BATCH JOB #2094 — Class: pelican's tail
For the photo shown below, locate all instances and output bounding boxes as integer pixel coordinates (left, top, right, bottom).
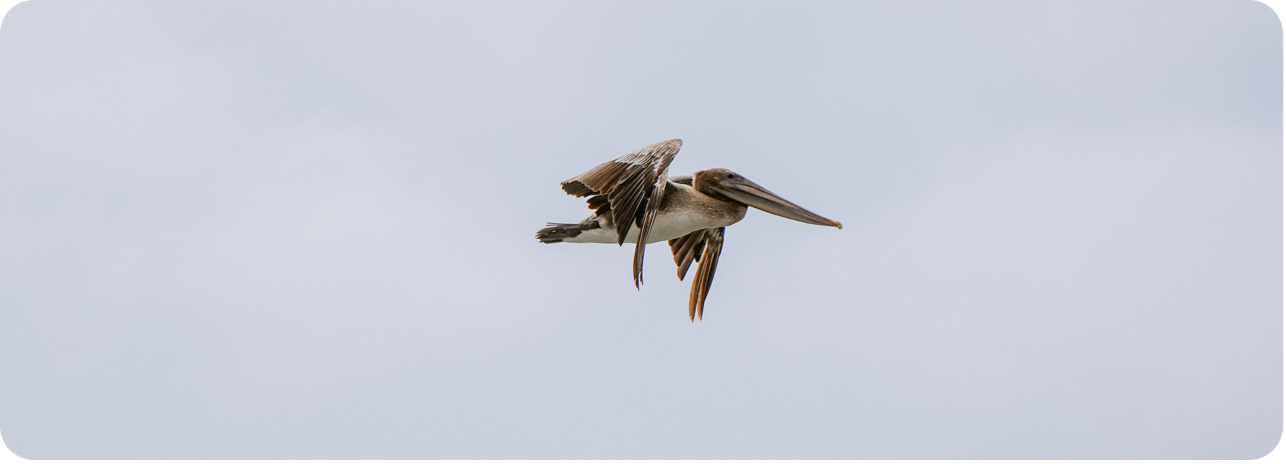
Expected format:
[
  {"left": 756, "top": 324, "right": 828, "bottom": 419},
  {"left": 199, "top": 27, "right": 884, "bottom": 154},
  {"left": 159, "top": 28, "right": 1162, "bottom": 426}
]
[{"left": 536, "top": 221, "right": 600, "bottom": 243}]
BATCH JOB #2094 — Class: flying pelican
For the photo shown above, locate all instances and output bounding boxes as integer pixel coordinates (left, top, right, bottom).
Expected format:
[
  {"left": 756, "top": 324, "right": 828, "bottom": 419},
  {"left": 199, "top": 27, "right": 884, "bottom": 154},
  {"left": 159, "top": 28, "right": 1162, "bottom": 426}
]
[{"left": 536, "top": 139, "right": 841, "bottom": 320}]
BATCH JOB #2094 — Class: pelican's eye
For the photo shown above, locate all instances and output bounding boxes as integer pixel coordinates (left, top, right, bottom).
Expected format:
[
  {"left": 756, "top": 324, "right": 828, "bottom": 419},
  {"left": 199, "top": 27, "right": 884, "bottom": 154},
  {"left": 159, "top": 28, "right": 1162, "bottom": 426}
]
[{"left": 726, "top": 173, "right": 736, "bottom": 179}]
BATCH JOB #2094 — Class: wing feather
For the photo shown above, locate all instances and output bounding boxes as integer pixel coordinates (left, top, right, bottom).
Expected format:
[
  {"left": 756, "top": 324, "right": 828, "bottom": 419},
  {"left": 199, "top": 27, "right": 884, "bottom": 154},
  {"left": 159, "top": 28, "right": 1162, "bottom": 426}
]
[
  {"left": 560, "top": 139, "right": 682, "bottom": 288},
  {"left": 687, "top": 227, "right": 725, "bottom": 320},
  {"left": 670, "top": 227, "right": 725, "bottom": 320},
  {"left": 668, "top": 229, "right": 709, "bottom": 280}
]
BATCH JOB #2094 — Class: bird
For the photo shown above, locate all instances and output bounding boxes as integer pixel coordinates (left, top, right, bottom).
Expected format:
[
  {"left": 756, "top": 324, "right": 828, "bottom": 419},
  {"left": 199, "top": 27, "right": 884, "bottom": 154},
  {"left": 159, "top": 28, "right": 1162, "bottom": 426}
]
[{"left": 536, "top": 139, "right": 842, "bottom": 320}]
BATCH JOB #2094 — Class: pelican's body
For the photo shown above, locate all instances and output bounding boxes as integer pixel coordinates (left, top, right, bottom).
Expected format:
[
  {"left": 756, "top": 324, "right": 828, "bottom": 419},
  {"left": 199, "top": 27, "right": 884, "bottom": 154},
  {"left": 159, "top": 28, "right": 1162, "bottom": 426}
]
[
  {"left": 563, "top": 182, "right": 747, "bottom": 244},
  {"left": 536, "top": 139, "right": 841, "bottom": 320}
]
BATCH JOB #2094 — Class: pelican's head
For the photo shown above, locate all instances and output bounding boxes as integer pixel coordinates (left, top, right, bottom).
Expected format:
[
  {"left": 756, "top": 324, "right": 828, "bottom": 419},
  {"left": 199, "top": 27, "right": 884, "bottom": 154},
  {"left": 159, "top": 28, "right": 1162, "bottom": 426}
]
[{"left": 694, "top": 168, "right": 842, "bottom": 229}]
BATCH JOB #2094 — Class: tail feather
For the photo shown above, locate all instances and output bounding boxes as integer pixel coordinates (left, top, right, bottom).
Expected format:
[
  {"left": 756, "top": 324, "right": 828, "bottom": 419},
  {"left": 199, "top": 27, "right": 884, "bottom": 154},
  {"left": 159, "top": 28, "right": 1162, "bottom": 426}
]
[{"left": 535, "top": 221, "right": 600, "bottom": 243}]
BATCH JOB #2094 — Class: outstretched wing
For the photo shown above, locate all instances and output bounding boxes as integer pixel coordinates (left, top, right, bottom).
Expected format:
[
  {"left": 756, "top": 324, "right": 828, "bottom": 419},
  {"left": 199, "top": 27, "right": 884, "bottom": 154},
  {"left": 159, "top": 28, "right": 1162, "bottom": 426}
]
[
  {"left": 668, "top": 227, "right": 725, "bottom": 320},
  {"left": 561, "top": 139, "right": 682, "bottom": 288}
]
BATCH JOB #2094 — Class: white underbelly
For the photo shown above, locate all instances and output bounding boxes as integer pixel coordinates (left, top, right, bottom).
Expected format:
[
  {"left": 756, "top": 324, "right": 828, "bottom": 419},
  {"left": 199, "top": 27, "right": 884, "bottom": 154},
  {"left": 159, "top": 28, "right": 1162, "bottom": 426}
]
[{"left": 566, "top": 209, "right": 738, "bottom": 244}]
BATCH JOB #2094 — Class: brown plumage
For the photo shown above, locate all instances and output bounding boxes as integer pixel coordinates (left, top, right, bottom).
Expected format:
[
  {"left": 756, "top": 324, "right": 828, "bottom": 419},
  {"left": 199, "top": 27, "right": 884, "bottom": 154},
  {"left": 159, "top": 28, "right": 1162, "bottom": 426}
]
[
  {"left": 539, "top": 138, "right": 842, "bottom": 321},
  {"left": 668, "top": 227, "right": 725, "bottom": 320},
  {"left": 559, "top": 139, "right": 681, "bottom": 288}
]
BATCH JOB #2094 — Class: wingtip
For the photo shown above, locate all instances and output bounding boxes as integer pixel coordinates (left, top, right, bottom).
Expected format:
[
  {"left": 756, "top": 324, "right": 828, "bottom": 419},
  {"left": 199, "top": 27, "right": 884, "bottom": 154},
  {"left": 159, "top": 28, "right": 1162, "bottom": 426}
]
[{"left": 658, "top": 139, "right": 682, "bottom": 152}]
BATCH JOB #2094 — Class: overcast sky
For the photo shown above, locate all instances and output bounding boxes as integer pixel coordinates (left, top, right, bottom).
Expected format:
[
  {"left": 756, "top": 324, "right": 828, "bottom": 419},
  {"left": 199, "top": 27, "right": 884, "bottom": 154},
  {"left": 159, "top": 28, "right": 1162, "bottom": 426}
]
[{"left": 0, "top": 0, "right": 1281, "bottom": 459}]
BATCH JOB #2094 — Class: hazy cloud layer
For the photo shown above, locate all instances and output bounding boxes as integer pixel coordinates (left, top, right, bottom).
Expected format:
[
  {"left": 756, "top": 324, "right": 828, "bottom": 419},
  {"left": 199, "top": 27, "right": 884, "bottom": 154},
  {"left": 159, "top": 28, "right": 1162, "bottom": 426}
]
[{"left": 0, "top": 0, "right": 1280, "bottom": 458}]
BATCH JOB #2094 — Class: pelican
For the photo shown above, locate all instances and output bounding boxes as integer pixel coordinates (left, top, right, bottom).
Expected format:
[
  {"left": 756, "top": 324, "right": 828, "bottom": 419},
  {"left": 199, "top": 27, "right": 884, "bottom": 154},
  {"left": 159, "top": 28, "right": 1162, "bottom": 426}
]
[{"left": 536, "top": 139, "right": 842, "bottom": 320}]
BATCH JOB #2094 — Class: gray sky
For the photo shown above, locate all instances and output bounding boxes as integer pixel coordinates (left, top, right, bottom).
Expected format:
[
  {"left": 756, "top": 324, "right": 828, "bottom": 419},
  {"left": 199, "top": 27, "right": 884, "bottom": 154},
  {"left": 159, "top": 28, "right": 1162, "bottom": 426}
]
[{"left": 0, "top": 0, "right": 1280, "bottom": 459}]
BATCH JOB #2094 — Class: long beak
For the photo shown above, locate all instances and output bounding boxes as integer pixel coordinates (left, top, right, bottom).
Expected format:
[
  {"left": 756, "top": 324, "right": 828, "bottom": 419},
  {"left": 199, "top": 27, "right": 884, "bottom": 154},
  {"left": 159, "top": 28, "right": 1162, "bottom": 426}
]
[{"left": 710, "top": 178, "right": 842, "bottom": 229}]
